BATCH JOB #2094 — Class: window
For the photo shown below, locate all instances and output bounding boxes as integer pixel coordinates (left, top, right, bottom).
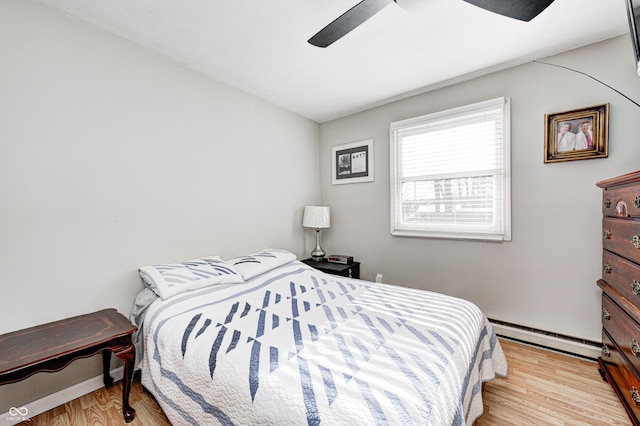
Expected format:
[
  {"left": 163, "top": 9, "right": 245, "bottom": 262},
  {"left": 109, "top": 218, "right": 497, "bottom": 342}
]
[{"left": 390, "top": 97, "right": 511, "bottom": 241}]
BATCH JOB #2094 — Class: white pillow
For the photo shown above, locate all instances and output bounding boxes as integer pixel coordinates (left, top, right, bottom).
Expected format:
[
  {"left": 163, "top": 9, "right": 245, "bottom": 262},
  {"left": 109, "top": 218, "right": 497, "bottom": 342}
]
[
  {"left": 139, "top": 256, "right": 244, "bottom": 300},
  {"left": 226, "top": 249, "right": 296, "bottom": 280}
]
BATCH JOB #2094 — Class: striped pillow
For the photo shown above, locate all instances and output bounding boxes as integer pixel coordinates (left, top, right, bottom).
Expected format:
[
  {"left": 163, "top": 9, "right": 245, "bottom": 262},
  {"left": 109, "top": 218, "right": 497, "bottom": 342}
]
[
  {"left": 226, "top": 249, "right": 296, "bottom": 280},
  {"left": 139, "top": 256, "right": 244, "bottom": 300}
]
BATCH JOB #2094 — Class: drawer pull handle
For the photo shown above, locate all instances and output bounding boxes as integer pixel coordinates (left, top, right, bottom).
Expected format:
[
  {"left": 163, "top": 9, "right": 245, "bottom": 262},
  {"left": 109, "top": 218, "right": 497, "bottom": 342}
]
[
  {"left": 634, "top": 236, "right": 640, "bottom": 249},
  {"left": 603, "top": 263, "right": 612, "bottom": 274},
  {"left": 602, "top": 307, "right": 611, "bottom": 320},
  {"left": 632, "top": 387, "right": 640, "bottom": 404},
  {"left": 632, "top": 339, "right": 640, "bottom": 356},
  {"left": 635, "top": 196, "right": 640, "bottom": 208},
  {"left": 604, "top": 198, "right": 611, "bottom": 208},
  {"left": 604, "top": 229, "right": 611, "bottom": 240},
  {"left": 602, "top": 345, "right": 611, "bottom": 357},
  {"left": 633, "top": 280, "right": 640, "bottom": 296}
]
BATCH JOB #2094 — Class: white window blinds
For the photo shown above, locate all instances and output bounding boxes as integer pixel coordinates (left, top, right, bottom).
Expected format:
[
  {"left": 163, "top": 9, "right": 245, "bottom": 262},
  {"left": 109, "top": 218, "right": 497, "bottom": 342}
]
[{"left": 390, "top": 97, "right": 511, "bottom": 241}]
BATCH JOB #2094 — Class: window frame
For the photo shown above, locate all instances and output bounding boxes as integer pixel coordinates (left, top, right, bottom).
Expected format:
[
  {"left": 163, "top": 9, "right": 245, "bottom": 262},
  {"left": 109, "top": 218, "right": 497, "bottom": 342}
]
[{"left": 389, "top": 97, "right": 511, "bottom": 241}]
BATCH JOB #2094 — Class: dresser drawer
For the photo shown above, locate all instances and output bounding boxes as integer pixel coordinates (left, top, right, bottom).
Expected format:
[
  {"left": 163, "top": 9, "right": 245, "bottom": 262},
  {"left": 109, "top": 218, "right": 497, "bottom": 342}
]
[
  {"left": 601, "top": 329, "right": 640, "bottom": 420},
  {"left": 604, "top": 250, "right": 640, "bottom": 310},
  {"left": 603, "top": 293, "right": 640, "bottom": 376},
  {"left": 603, "top": 217, "right": 640, "bottom": 263},
  {"left": 603, "top": 183, "right": 640, "bottom": 218}
]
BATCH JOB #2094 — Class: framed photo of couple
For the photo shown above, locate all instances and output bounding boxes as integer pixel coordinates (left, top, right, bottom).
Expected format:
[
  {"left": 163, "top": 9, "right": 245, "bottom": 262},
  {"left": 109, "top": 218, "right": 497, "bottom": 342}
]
[{"left": 544, "top": 103, "right": 609, "bottom": 163}]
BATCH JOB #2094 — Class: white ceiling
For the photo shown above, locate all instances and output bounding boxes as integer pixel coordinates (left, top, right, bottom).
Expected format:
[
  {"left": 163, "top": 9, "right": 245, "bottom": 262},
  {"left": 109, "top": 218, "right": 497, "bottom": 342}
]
[{"left": 36, "top": 0, "right": 629, "bottom": 123}]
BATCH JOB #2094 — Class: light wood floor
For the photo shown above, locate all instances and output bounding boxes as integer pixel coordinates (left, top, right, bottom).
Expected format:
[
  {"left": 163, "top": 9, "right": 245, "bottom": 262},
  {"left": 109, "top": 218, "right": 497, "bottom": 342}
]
[
  {"left": 16, "top": 376, "right": 171, "bottom": 426},
  {"left": 477, "top": 339, "right": 630, "bottom": 425},
  {"left": 19, "top": 338, "right": 631, "bottom": 425}
]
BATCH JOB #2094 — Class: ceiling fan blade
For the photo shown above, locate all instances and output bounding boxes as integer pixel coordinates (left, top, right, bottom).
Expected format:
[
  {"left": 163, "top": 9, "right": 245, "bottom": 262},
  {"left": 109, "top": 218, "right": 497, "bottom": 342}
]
[
  {"left": 462, "top": 0, "right": 554, "bottom": 22},
  {"left": 308, "top": 0, "right": 394, "bottom": 48}
]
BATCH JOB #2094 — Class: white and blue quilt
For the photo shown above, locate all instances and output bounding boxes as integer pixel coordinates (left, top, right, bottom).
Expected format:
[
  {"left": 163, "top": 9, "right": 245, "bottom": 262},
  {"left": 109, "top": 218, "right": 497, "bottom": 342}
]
[{"left": 141, "top": 260, "right": 507, "bottom": 425}]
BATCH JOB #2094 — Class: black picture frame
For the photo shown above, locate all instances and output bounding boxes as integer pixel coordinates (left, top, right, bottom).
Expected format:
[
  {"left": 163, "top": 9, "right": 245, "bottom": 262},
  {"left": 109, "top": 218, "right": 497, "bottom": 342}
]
[{"left": 332, "top": 139, "right": 374, "bottom": 184}]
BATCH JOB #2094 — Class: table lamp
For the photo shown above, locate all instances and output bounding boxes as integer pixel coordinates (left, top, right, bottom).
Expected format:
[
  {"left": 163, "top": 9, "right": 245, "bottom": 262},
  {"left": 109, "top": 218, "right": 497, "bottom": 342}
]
[{"left": 302, "top": 206, "right": 330, "bottom": 261}]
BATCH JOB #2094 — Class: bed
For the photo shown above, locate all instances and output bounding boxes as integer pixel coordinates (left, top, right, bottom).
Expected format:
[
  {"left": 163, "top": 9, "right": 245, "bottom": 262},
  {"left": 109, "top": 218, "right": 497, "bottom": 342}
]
[{"left": 132, "top": 249, "right": 507, "bottom": 425}]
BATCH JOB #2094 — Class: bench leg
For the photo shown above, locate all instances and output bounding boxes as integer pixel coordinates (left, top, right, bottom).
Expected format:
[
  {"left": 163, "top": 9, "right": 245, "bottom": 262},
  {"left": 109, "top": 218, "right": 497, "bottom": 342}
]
[
  {"left": 115, "top": 344, "right": 136, "bottom": 423},
  {"left": 102, "top": 350, "right": 114, "bottom": 388}
]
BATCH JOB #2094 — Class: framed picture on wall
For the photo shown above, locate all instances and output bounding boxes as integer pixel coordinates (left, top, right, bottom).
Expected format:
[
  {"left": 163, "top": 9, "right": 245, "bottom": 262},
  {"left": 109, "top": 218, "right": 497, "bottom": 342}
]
[
  {"left": 332, "top": 139, "right": 374, "bottom": 185},
  {"left": 544, "top": 103, "right": 609, "bottom": 163}
]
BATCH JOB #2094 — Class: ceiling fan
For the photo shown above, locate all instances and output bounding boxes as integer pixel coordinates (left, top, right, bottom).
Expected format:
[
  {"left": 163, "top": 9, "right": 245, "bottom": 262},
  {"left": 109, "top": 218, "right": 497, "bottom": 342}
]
[{"left": 308, "top": 0, "right": 555, "bottom": 48}]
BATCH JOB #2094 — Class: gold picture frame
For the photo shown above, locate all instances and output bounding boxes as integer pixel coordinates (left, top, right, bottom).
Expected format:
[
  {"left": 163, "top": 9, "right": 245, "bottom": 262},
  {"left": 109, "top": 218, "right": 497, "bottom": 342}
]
[{"left": 544, "top": 103, "right": 609, "bottom": 163}]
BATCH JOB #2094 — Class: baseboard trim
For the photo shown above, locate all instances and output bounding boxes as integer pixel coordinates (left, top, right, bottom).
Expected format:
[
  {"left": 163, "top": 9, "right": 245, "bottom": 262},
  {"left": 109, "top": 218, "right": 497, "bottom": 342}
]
[
  {"left": 0, "top": 367, "right": 124, "bottom": 426},
  {"left": 490, "top": 319, "right": 601, "bottom": 360}
]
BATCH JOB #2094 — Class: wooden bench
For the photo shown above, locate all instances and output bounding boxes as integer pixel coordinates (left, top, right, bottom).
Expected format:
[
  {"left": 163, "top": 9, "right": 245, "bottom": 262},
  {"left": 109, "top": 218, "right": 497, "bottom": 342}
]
[{"left": 0, "top": 309, "right": 138, "bottom": 422}]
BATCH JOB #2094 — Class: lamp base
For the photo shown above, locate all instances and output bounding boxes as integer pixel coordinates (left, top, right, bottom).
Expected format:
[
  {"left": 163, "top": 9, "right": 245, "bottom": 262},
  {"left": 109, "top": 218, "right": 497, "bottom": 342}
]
[{"left": 310, "top": 229, "right": 326, "bottom": 261}]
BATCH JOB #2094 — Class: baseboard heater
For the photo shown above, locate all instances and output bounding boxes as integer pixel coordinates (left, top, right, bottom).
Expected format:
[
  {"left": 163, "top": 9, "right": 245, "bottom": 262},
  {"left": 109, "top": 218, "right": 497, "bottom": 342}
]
[{"left": 489, "top": 318, "right": 602, "bottom": 360}]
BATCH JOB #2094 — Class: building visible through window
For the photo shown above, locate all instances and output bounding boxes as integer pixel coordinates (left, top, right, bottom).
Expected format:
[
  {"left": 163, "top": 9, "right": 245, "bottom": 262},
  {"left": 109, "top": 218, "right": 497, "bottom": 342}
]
[{"left": 390, "top": 97, "right": 511, "bottom": 241}]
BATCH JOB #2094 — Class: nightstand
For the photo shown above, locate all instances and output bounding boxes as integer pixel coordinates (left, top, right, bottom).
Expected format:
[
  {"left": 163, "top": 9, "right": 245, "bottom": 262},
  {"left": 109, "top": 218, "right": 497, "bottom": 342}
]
[{"left": 302, "top": 258, "right": 360, "bottom": 279}]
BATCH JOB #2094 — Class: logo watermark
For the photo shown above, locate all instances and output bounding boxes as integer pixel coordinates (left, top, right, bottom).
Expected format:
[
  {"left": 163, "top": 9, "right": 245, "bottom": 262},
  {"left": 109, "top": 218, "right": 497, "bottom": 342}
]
[{"left": 6, "top": 406, "right": 30, "bottom": 422}]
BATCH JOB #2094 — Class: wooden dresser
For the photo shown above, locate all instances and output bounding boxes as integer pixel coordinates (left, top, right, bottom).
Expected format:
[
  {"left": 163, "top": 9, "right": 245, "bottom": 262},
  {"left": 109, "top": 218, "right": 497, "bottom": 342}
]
[{"left": 597, "top": 170, "right": 640, "bottom": 425}]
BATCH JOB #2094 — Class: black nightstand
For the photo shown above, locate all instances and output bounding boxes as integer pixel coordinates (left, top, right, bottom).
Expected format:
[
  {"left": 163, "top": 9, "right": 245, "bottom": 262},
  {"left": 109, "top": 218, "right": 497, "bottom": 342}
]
[{"left": 302, "top": 258, "right": 360, "bottom": 279}]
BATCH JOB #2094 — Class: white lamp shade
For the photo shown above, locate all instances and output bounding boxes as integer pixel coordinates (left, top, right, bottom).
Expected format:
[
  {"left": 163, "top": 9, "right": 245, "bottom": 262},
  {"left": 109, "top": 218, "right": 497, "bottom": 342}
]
[{"left": 302, "top": 206, "right": 330, "bottom": 229}]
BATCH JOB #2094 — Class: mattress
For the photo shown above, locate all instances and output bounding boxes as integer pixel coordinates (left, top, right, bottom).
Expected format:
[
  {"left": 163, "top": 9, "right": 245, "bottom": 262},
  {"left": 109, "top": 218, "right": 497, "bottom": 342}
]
[{"left": 139, "top": 259, "right": 507, "bottom": 425}]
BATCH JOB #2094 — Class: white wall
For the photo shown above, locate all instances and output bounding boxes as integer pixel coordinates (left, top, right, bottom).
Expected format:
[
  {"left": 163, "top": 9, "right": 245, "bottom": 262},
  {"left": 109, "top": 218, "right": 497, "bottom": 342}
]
[
  {"left": 0, "top": 0, "right": 320, "bottom": 412},
  {"left": 319, "top": 35, "right": 640, "bottom": 344}
]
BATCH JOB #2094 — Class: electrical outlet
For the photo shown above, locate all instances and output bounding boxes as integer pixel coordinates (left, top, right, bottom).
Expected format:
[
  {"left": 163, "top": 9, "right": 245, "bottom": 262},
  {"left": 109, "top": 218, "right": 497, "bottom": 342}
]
[{"left": 375, "top": 273, "right": 383, "bottom": 283}]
